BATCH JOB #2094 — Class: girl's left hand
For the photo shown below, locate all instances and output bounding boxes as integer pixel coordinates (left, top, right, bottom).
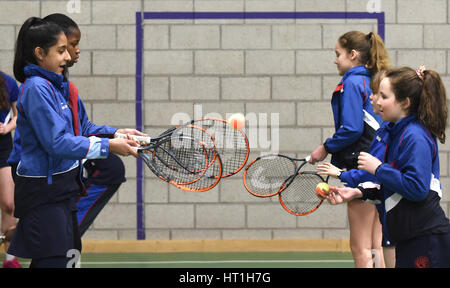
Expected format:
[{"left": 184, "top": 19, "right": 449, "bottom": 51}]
[
  {"left": 116, "top": 128, "right": 147, "bottom": 137},
  {"left": 357, "top": 152, "right": 382, "bottom": 175},
  {"left": 116, "top": 128, "right": 148, "bottom": 146}
]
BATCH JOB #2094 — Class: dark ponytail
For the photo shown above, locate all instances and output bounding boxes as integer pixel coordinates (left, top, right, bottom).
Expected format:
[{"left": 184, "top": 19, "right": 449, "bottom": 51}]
[
  {"left": 0, "top": 72, "right": 9, "bottom": 110},
  {"left": 13, "top": 17, "right": 63, "bottom": 83},
  {"left": 419, "top": 69, "right": 447, "bottom": 143}
]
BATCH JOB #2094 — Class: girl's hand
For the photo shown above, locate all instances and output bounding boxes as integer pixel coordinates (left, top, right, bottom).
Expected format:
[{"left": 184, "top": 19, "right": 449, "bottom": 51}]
[
  {"left": 115, "top": 128, "right": 149, "bottom": 146},
  {"left": 109, "top": 137, "right": 139, "bottom": 157},
  {"left": 357, "top": 152, "right": 382, "bottom": 175},
  {"left": 116, "top": 128, "right": 147, "bottom": 137},
  {"left": 0, "top": 123, "right": 7, "bottom": 135},
  {"left": 317, "top": 162, "right": 343, "bottom": 179},
  {"left": 309, "top": 145, "right": 328, "bottom": 164},
  {"left": 326, "top": 186, "right": 363, "bottom": 205}
]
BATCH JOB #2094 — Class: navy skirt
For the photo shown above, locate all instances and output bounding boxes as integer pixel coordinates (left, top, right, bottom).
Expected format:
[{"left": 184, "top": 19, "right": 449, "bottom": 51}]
[
  {"left": 8, "top": 197, "right": 81, "bottom": 259},
  {"left": 8, "top": 165, "right": 83, "bottom": 260},
  {"left": 0, "top": 132, "right": 12, "bottom": 168}
]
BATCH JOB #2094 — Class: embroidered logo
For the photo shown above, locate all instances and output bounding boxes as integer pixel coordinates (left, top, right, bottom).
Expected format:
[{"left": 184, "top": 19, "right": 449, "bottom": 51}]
[{"left": 414, "top": 256, "right": 430, "bottom": 268}]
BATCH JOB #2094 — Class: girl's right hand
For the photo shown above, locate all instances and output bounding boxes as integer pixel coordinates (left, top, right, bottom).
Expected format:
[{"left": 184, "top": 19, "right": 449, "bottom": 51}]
[
  {"left": 309, "top": 145, "right": 328, "bottom": 164},
  {"left": 326, "top": 186, "right": 363, "bottom": 205},
  {"left": 109, "top": 137, "right": 139, "bottom": 157},
  {"left": 317, "top": 162, "right": 343, "bottom": 179}
]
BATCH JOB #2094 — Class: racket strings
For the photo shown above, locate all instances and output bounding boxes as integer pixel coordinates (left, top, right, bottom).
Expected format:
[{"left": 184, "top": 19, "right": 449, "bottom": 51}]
[
  {"left": 189, "top": 119, "right": 249, "bottom": 177},
  {"left": 244, "top": 156, "right": 296, "bottom": 197},
  {"left": 279, "top": 173, "right": 323, "bottom": 216},
  {"left": 152, "top": 135, "right": 223, "bottom": 192}
]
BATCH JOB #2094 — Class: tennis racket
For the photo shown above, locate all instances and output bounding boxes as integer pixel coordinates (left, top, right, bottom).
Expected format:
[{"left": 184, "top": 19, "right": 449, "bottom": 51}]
[
  {"left": 117, "top": 124, "right": 223, "bottom": 192},
  {"left": 278, "top": 171, "right": 327, "bottom": 216},
  {"left": 1, "top": 109, "right": 12, "bottom": 125},
  {"left": 176, "top": 118, "right": 249, "bottom": 178},
  {"left": 121, "top": 118, "right": 249, "bottom": 177},
  {"left": 243, "top": 154, "right": 310, "bottom": 197}
]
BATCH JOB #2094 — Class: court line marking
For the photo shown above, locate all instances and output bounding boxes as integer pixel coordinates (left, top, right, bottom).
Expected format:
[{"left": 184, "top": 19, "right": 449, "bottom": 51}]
[{"left": 76, "top": 259, "right": 353, "bottom": 265}]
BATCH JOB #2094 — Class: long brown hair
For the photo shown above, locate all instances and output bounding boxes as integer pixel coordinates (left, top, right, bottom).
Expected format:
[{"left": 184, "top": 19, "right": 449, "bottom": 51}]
[
  {"left": 385, "top": 67, "right": 448, "bottom": 143},
  {"left": 0, "top": 72, "right": 10, "bottom": 110},
  {"left": 339, "top": 31, "right": 391, "bottom": 86}
]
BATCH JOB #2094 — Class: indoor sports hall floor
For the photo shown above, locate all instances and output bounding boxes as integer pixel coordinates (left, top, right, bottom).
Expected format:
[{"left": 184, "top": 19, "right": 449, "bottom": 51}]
[{"left": 1, "top": 251, "right": 354, "bottom": 268}]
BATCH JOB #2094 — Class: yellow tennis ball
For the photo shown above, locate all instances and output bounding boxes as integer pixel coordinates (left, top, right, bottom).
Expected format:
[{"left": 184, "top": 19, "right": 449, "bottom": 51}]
[
  {"left": 228, "top": 113, "right": 245, "bottom": 130},
  {"left": 315, "top": 182, "right": 330, "bottom": 198}
]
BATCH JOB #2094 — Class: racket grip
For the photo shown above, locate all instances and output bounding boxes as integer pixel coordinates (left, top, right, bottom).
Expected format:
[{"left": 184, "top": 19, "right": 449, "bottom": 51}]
[{"left": 115, "top": 132, "right": 151, "bottom": 144}]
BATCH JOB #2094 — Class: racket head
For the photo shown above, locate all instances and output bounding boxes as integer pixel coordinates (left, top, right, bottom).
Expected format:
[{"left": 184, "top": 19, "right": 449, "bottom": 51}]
[
  {"left": 175, "top": 118, "right": 249, "bottom": 178},
  {"left": 140, "top": 134, "right": 223, "bottom": 192},
  {"left": 278, "top": 171, "right": 325, "bottom": 216},
  {"left": 243, "top": 154, "right": 298, "bottom": 197}
]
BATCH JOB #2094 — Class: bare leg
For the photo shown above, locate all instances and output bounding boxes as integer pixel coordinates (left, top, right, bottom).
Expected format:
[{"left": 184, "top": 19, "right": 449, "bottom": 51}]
[{"left": 347, "top": 199, "right": 378, "bottom": 268}]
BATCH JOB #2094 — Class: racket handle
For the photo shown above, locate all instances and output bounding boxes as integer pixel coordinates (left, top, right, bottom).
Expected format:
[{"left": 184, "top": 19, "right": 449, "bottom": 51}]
[
  {"left": 2, "top": 109, "right": 12, "bottom": 124},
  {"left": 115, "top": 132, "right": 151, "bottom": 144}
]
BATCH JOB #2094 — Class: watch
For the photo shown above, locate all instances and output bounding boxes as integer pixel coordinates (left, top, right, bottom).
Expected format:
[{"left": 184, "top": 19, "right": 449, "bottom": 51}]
[{"left": 336, "top": 170, "right": 342, "bottom": 179}]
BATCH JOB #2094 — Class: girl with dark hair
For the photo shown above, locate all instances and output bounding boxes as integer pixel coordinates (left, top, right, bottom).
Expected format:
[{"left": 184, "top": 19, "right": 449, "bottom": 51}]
[
  {"left": 8, "top": 17, "right": 143, "bottom": 268},
  {"left": 328, "top": 66, "right": 450, "bottom": 268},
  {"left": 42, "top": 13, "right": 127, "bottom": 237},
  {"left": 0, "top": 71, "right": 20, "bottom": 268}
]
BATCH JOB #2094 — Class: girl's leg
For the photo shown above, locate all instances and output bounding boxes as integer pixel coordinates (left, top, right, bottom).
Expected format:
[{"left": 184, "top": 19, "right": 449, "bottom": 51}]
[
  {"left": 347, "top": 199, "right": 377, "bottom": 268},
  {"left": 383, "top": 246, "right": 396, "bottom": 268},
  {"left": 370, "top": 209, "right": 385, "bottom": 268},
  {"left": 0, "top": 166, "right": 16, "bottom": 252}
]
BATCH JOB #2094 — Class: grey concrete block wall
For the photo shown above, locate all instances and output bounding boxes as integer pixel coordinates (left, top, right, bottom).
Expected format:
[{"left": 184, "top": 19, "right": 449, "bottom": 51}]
[{"left": 0, "top": 0, "right": 450, "bottom": 241}]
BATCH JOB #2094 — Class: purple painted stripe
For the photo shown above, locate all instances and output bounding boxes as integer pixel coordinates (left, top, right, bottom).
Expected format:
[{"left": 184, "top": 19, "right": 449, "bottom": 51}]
[{"left": 135, "top": 12, "right": 145, "bottom": 240}]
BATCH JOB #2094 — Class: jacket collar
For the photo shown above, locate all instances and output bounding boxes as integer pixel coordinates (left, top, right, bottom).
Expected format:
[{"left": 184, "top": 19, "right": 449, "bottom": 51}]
[
  {"left": 386, "top": 114, "right": 418, "bottom": 136},
  {"left": 340, "top": 65, "right": 371, "bottom": 83},
  {"left": 24, "top": 64, "right": 65, "bottom": 90}
]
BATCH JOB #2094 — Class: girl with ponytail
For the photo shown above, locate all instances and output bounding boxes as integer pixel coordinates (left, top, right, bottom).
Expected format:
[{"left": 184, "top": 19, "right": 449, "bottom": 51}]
[
  {"left": 309, "top": 30, "right": 391, "bottom": 267},
  {"left": 327, "top": 66, "right": 450, "bottom": 267},
  {"left": 8, "top": 17, "right": 145, "bottom": 268}
]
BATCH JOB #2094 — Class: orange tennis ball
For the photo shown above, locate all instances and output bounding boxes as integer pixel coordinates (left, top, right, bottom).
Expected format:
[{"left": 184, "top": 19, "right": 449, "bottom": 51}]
[
  {"left": 228, "top": 113, "right": 246, "bottom": 130},
  {"left": 315, "top": 182, "right": 330, "bottom": 198}
]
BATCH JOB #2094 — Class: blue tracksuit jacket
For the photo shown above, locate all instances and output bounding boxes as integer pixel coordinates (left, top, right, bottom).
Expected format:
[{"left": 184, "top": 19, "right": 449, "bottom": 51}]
[
  {"left": 361, "top": 115, "right": 450, "bottom": 243},
  {"left": 11, "top": 65, "right": 115, "bottom": 182},
  {"left": 324, "top": 65, "right": 382, "bottom": 168}
]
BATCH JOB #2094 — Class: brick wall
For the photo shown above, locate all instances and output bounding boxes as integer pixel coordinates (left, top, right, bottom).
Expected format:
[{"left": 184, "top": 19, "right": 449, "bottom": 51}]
[{"left": 0, "top": 0, "right": 449, "bottom": 241}]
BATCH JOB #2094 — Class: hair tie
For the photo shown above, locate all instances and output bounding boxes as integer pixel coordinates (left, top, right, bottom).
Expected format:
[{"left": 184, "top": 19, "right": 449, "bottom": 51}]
[{"left": 416, "top": 65, "right": 426, "bottom": 80}]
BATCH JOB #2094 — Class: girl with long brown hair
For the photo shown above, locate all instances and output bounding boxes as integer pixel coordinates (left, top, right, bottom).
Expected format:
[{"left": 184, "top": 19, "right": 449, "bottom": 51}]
[{"left": 327, "top": 66, "right": 450, "bottom": 267}]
